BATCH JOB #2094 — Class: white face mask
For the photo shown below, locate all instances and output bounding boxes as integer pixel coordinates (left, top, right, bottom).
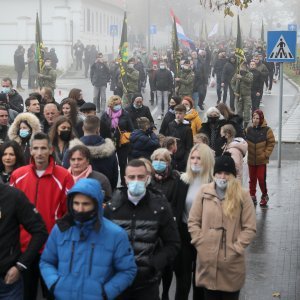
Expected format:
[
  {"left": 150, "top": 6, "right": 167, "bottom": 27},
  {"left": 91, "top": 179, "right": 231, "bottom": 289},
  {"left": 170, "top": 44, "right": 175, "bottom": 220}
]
[
  {"left": 215, "top": 178, "right": 228, "bottom": 189},
  {"left": 191, "top": 165, "right": 202, "bottom": 173},
  {"left": 160, "top": 65, "right": 165, "bottom": 69},
  {"left": 183, "top": 65, "right": 189, "bottom": 70}
]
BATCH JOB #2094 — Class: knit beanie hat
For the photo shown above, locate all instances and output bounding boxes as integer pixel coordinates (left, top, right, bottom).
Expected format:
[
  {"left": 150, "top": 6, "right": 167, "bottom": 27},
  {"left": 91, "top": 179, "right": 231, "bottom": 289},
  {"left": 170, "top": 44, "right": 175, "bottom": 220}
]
[
  {"left": 214, "top": 153, "right": 237, "bottom": 177},
  {"left": 253, "top": 109, "right": 264, "bottom": 125}
]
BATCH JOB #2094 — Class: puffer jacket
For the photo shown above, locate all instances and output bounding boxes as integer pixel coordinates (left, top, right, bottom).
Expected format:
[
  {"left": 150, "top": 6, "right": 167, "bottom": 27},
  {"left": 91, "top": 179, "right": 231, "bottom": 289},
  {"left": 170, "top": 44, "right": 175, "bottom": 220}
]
[
  {"left": 222, "top": 138, "right": 248, "bottom": 181},
  {"left": 188, "top": 182, "right": 256, "bottom": 292},
  {"left": 245, "top": 120, "right": 275, "bottom": 165},
  {"left": 184, "top": 109, "right": 202, "bottom": 136},
  {"left": 104, "top": 188, "right": 180, "bottom": 291},
  {"left": 40, "top": 178, "right": 137, "bottom": 300},
  {"left": 129, "top": 129, "right": 160, "bottom": 160}
]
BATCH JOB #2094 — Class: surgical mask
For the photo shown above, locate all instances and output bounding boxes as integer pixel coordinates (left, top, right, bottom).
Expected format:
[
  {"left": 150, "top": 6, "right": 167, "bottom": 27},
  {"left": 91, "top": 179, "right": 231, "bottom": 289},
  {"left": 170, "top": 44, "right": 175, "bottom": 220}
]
[
  {"left": 128, "top": 63, "right": 134, "bottom": 68},
  {"left": 215, "top": 178, "right": 228, "bottom": 189},
  {"left": 127, "top": 180, "right": 146, "bottom": 196},
  {"left": 59, "top": 130, "right": 71, "bottom": 142},
  {"left": 152, "top": 160, "right": 167, "bottom": 173},
  {"left": 1, "top": 87, "right": 11, "bottom": 94},
  {"left": 191, "top": 165, "right": 202, "bottom": 173},
  {"left": 19, "top": 129, "right": 30, "bottom": 139},
  {"left": 113, "top": 104, "right": 122, "bottom": 111},
  {"left": 133, "top": 103, "right": 142, "bottom": 109},
  {"left": 183, "top": 65, "right": 189, "bottom": 70},
  {"left": 73, "top": 210, "right": 97, "bottom": 223},
  {"left": 159, "top": 65, "right": 165, "bottom": 69}
]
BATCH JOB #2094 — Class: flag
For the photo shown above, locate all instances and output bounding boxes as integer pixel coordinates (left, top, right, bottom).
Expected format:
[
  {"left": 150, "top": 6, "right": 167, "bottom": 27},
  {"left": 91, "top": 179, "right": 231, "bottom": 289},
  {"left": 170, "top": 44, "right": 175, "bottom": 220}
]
[
  {"left": 118, "top": 12, "right": 128, "bottom": 94},
  {"left": 208, "top": 23, "right": 219, "bottom": 38},
  {"left": 235, "top": 15, "right": 245, "bottom": 68},
  {"left": 35, "top": 13, "right": 43, "bottom": 74},
  {"left": 172, "top": 16, "right": 180, "bottom": 78},
  {"left": 261, "top": 20, "right": 265, "bottom": 42},
  {"left": 229, "top": 21, "right": 233, "bottom": 38},
  {"left": 249, "top": 23, "right": 253, "bottom": 39},
  {"left": 224, "top": 20, "right": 227, "bottom": 38},
  {"left": 170, "top": 9, "right": 195, "bottom": 49}
]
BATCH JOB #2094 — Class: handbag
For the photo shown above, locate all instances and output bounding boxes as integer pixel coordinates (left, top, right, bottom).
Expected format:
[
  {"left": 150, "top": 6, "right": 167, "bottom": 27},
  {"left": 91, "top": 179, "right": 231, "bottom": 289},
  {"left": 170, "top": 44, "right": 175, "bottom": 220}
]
[{"left": 117, "top": 126, "right": 131, "bottom": 146}]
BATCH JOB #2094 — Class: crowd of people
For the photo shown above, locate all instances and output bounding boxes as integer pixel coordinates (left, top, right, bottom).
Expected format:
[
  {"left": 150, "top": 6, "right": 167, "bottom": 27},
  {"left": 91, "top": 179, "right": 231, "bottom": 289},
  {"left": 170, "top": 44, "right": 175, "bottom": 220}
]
[{"left": 0, "top": 37, "right": 277, "bottom": 300}]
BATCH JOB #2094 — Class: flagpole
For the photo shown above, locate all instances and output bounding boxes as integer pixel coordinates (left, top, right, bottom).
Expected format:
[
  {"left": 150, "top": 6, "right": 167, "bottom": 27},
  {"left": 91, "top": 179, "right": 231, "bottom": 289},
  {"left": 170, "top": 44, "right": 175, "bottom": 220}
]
[{"left": 39, "top": 0, "right": 42, "bottom": 33}]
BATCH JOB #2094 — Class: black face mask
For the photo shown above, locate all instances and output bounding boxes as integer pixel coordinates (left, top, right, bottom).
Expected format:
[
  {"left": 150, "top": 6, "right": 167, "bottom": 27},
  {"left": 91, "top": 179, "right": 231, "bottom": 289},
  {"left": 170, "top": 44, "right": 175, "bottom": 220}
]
[
  {"left": 169, "top": 105, "right": 176, "bottom": 110},
  {"left": 73, "top": 210, "right": 97, "bottom": 223},
  {"left": 59, "top": 130, "right": 71, "bottom": 142},
  {"left": 208, "top": 116, "right": 219, "bottom": 124}
]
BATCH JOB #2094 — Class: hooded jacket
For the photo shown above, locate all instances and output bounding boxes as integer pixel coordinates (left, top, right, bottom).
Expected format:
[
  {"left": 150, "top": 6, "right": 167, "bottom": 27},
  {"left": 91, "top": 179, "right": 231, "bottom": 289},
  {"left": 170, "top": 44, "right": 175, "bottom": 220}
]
[
  {"left": 184, "top": 109, "right": 202, "bottom": 136},
  {"left": 245, "top": 119, "right": 275, "bottom": 165},
  {"left": 65, "top": 136, "right": 118, "bottom": 190},
  {"left": 40, "top": 179, "right": 137, "bottom": 300},
  {"left": 188, "top": 182, "right": 256, "bottom": 292}
]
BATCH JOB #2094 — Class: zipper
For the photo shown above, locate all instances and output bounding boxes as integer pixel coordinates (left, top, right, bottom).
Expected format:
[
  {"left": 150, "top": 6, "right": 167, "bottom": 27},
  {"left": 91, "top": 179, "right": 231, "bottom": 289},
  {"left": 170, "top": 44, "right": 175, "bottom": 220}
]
[
  {"left": 34, "top": 178, "right": 40, "bottom": 206},
  {"left": 88, "top": 243, "right": 95, "bottom": 275},
  {"left": 69, "top": 241, "right": 75, "bottom": 273}
]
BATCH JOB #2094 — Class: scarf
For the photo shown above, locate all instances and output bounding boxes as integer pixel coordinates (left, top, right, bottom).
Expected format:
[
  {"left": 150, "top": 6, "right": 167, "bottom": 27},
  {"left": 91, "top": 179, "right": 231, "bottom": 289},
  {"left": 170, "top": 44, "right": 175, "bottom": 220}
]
[
  {"left": 154, "top": 167, "right": 170, "bottom": 182},
  {"left": 107, "top": 107, "right": 122, "bottom": 129},
  {"left": 69, "top": 164, "right": 93, "bottom": 183}
]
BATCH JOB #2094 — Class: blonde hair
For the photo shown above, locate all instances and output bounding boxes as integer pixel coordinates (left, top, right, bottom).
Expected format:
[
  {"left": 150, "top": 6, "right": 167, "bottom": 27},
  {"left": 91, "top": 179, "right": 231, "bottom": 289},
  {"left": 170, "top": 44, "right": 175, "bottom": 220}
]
[
  {"left": 138, "top": 157, "right": 155, "bottom": 175},
  {"left": 107, "top": 95, "right": 121, "bottom": 108},
  {"left": 182, "top": 143, "right": 214, "bottom": 184},
  {"left": 193, "top": 133, "right": 209, "bottom": 145},
  {"left": 221, "top": 124, "right": 236, "bottom": 138},
  {"left": 151, "top": 148, "right": 171, "bottom": 164},
  {"left": 223, "top": 174, "right": 244, "bottom": 219}
]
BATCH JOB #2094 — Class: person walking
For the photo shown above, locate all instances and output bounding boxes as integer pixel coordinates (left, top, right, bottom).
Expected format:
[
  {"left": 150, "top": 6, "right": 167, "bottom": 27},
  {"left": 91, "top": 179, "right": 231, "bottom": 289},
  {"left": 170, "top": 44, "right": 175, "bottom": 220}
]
[
  {"left": 14, "top": 45, "right": 26, "bottom": 90},
  {"left": 188, "top": 154, "right": 256, "bottom": 300}
]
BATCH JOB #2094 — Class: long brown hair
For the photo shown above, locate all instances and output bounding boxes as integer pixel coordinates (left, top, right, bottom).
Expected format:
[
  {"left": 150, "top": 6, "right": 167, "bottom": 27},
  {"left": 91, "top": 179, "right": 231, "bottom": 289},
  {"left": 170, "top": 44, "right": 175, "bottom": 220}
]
[
  {"left": 60, "top": 98, "right": 78, "bottom": 127},
  {"left": 68, "top": 88, "right": 82, "bottom": 101},
  {"left": 216, "top": 103, "right": 235, "bottom": 120}
]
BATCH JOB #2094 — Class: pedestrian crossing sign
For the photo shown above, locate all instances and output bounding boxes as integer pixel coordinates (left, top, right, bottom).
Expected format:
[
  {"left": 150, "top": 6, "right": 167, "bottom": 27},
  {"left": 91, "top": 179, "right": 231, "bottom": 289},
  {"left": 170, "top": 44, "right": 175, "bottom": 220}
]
[{"left": 267, "top": 31, "right": 297, "bottom": 62}]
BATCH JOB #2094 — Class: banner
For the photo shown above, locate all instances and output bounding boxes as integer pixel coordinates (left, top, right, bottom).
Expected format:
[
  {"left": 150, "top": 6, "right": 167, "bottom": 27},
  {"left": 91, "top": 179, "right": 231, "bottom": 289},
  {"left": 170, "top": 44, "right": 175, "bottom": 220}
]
[
  {"left": 118, "top": 12, "right": 128, "bottom": 94},
  {"left": 35, "top": 13, "right": 44, "bottom": 74},
  {"left": 172, "top": 16, "right": 180, "bottom": 78},
  {"left": 208, "top": 23, "right": 219, "bottom": 38}
]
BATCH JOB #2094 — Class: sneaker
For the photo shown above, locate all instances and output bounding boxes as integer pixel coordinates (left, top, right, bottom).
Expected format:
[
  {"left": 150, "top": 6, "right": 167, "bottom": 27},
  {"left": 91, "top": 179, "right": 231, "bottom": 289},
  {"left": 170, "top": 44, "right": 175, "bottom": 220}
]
[
  {"left": 157, "top": 115, "right": 162, "bottom": 120},
  {"left": 251, "top": 196, "right": 257, "bottom": 206},
  {"left": 267, "top": 90, "right": 272, "bottom": 94},
  {"left": 260, "top": 194, "right": 269, "bottom": 207},
  {"left": 259, "top": 102, "right": 265, "bottom": 107}
]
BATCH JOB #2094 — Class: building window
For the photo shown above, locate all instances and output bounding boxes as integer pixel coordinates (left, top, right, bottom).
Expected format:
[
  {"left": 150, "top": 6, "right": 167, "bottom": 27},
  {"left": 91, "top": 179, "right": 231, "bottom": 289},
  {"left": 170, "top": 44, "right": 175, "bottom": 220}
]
[{"left": 87, "top": 8, "right": 90, "bottom": 32}]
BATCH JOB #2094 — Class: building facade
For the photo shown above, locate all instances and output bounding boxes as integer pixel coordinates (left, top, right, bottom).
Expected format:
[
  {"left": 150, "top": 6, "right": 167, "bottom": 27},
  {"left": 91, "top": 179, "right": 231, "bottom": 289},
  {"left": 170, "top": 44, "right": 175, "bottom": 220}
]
[{"left": 0, "top": 0, "right": 124, "bottom": 70}]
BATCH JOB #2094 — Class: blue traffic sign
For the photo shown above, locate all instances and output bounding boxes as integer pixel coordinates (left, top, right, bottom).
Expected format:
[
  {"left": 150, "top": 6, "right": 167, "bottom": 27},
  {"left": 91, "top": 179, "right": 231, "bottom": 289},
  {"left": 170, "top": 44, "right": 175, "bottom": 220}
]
[
  {"left": 288, "top": 24, "right": 297, "bottom": 31},
  {"left": 150, "top": 25, "right": 157, "bottom": 35},
  {"left": 266, "top": 31, "right": 297, "bottom": 63},
  {"left": 110, "top": 25, "right": 118, "bottom": 37}
]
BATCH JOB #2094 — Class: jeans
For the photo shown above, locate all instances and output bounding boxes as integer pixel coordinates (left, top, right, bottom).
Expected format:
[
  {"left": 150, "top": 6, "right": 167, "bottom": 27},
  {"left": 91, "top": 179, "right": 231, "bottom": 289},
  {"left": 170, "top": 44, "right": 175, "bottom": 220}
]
[
  {"left": 216, "top": 76, "right": 222, "bottom": 101},
  {"left": 16, "top": 71, "right": 23, "bottom": 88},
  {"left": 93, "top": 86, "right": 107, "bottom": 112},
  {"left": 198, "top": 84, "right": 208, "bottom": 106},
  {"left": 157, "top": 91, "right": 169, "bottom": 114},
  {"left": 223, "top": 83, "right": 235, "bottom": 111},
  {"left": 192, "top": 92, "right": 199, "bottom": 106},
  {"left": 251, "top": 92, "right": 261, "bottom": 112},
  {"left": 0, "top": 277, "right": 23, "bottom": 300}
]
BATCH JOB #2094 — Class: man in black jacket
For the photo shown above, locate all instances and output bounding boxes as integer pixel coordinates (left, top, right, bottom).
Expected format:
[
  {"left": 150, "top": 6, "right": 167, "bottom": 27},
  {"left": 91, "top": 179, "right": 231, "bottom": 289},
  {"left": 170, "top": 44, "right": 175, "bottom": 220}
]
[
  {"left": 212, "top": 50, "right": 227, "bottom": 104},
  {"left": 104, "top": 159, "right": 180, "bottom": 300},
  {"left": 90, "top": 53, "right": 110, "bottom": 113},
  {"left": 1, "top": 77, "right": 24, "bottom": 113},
  {"left": 165, "top": 104, "right": 193, "bottom": 172},
  {"left": 249, "top": 60, "right": 264, "bottom": 111},
  {"left": 0, "top": 183, "right": 48, "bottom": 298}
]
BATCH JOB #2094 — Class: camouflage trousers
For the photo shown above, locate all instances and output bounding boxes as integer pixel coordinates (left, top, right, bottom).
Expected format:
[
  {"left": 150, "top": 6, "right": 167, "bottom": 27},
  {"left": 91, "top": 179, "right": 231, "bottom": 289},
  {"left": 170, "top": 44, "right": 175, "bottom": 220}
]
[{"left": 235, "top": 95, "right": 251, "bottom": 127}]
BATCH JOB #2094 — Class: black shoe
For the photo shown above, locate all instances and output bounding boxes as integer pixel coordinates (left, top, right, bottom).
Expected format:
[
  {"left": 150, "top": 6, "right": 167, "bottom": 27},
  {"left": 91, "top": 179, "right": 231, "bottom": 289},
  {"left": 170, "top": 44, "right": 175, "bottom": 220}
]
[
  {"left": 199, "top": 104, "right": 204, "bottom": 111},
  {"left": 217, "top": 100, "right": 221, "bottom": 104}
]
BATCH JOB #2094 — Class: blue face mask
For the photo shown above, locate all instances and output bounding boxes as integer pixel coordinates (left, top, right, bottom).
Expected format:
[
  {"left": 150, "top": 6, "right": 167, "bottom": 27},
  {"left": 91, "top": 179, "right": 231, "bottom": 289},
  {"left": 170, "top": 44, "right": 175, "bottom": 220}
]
[
  {"left": 127, "top": 180, "right": 146, "bottom": 196},
  {"left": 152, "top": 160, "right": 167, "bottom": 173},
  {"left": 113, "top": 104, "right": 122, "bottom": 111},
  {"left": 1, "top": 87, "right": 11, "bottom": 94},
  {"left": 19, "top": 129, "right": 30, "bottom": 138}
]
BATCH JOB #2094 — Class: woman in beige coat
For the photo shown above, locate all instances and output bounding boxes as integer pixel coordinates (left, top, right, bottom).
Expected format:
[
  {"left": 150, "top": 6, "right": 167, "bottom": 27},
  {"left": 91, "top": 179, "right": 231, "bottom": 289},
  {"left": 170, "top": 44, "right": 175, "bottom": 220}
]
[{"left": 188, "top": 154, "right": 256, "bottom": 300}]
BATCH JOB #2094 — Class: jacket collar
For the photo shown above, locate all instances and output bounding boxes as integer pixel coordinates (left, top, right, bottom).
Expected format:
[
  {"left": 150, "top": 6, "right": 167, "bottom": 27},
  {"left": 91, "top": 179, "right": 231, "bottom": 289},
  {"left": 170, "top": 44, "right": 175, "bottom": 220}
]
[{"left": 30, "top": 156, "right": 56, "bottom": 177}]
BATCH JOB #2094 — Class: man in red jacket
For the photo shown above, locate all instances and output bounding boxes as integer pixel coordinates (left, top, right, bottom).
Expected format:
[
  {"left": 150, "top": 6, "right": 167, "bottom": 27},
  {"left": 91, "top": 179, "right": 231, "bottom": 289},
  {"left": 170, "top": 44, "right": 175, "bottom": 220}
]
[{"left": 10, "top": 132, "right": 74, "bottom": 300}]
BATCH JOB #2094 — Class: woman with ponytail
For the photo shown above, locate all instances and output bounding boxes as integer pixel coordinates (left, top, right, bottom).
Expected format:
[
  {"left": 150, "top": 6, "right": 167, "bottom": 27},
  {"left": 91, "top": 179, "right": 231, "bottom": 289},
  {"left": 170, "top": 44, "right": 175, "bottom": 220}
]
[
  {"left": 188, "top": 154, "right": 256, "bottom": 300},
  {"left": 172, "top": 143, "right": 215, "bottom": 300}
]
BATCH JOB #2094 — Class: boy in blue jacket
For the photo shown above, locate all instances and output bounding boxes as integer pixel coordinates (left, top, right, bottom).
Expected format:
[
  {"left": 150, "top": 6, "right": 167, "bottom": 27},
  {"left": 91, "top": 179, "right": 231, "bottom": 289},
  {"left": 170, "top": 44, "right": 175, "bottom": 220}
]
[{"left": 40, "top": 178, "right": 137, "bottom": 300}]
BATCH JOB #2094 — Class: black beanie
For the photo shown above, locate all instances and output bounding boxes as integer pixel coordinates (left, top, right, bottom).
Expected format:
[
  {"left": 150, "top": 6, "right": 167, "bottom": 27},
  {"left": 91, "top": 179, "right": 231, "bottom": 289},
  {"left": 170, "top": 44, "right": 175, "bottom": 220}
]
[{"left": 214, "top": 153, "right": 237, "bottom": 177}]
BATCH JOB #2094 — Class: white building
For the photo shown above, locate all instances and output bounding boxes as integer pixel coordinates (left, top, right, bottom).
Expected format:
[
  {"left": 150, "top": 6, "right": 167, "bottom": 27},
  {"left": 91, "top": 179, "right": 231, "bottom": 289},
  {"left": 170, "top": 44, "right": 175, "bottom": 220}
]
[{"left": 0, "top": 0, "right": 125, "bottom": 70}]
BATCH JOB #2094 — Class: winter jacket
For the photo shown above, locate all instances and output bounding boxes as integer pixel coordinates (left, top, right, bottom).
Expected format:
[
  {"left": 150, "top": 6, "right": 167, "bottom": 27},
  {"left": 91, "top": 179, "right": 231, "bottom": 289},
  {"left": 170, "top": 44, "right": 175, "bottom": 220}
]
[
  {"left": 159, "top": 109, "right": 175, "bottom": 135},
  {"left": 8, "top": 112, "right": 42, "bottom": 164},
  {"left": 90, "top": 62, "right": 110, "bottom": 87},
  {"left": 40, "top": 179, "right": 137, "bottom": 300},
  {"left": 0, "top": 125, "right": 8, "bottom": 143},
  {"left": 250, "top": 68, "right": 264, "bottom": 94},
  {"left": 100, "top": 109, "right": 134, "bottom": 148},
  {"left": 212, "top": 58, "right": 227, "bottom": 80},
  {"left": 188, "top": 182, "right": 256, "bottom": 292},
  {"left": 231, "top": 70, "right": 253, "bottom": 97},
  {"left": 8, "top": 89, "right": 24, "bottom": 113},
  {"left": 65, "top": 136, "right": 119, "bottom": 190},
  {"left": 165, "top": 120, "right": 193, "bottom": 171},
  {"left": 184, "top": 109, "right": 202, "bottom": 136},
  {"left": 14, "top": 49, "right": 25, "bottom": 72},
  {"left": 126, "top": 67, "right": 140, "bottom": 93},
  {"left": 104, "top": 188, "right": 180, "bottom": 291},
  {"left": 129, "top": 129, "right": 160, "bottom": 160},
  {"left": 39, "top": 66, "right": 57, "bottom": 90},
  {"left": 10, "top": 156, "right": 74, "bottom": 252},
  {"left": 224, "top": 114, "right": 245, "bottom": 138},
  {"left": 177, "top": 69, "right": 195, "bottom": 97},
  {"left": 221, "top": 59, "right": 236, "bottom": 84},
  {"left": 222, "top": 138, "right": 248, "bottom": 181},
  {"left": 0, "top": 184, "right": 48, "bottom": 275},
  {"left": 245, "top": 120, "right": 275, "bottom": 165},
  {"left": 256, "top": 62, "right": 269, "bottom": 80},
  {"left": 125, "top": 104, "right": 154, "bottom": 129},
  {"left": 193, "top": 58, "right": 209, "bottom": 91},
  {"left": 153, "top": 69, "right": 173, "bottom": 91}
]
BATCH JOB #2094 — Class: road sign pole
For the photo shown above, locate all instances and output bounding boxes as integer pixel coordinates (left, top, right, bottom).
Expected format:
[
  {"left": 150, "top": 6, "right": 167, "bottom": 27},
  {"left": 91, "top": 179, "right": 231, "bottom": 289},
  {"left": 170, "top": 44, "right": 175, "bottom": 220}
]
[{"left": 278, "top": 62, "right": 284, "bottom": 168}]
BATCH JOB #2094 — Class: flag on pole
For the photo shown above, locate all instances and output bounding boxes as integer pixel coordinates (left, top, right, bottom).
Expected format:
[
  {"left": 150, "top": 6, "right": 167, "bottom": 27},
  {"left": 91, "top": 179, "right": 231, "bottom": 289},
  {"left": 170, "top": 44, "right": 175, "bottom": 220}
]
[
  {"left": 118, "top": 12, "right": 128, "bottom": 94},
  {"left": 35, "top": 13, "right": 43, "bottom": 74},
  {"left": 224, "top": 20, "right": 227, "bottom": 38},
  {"left": 172, "top": 16, "right": 180, "bottom": 78},
  {"left": 205, "top": 22, "right": 208, "bottom": 40},
  {"left": 208, "top": 23, "right": 219, "bottom": 38},
  {"left": 230, "top": 21, "right": 233, "bottom": 38},
  {"left": 235, "top": 15, "right": 245, "bottom": 68},
  {"left": 261, "top": 20, "right": 265, "bottom": 42},
  {"left": 249, "top": 23, "right": 253, "bottom": 39}
]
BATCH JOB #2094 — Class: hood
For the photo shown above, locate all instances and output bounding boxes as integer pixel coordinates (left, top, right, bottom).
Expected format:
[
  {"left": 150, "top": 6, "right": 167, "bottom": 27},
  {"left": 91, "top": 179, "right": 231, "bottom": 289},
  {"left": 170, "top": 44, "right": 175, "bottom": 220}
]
[
  {"left": 227, "top": 137, "right": 248, "bottom": 156},
  {"left": 67, "top": 178, "right": 104, "bottom": 216},
  {"left": 69, "top": 137, "right": 116, "bottom": 159},
  {"left": 8, "top": 112, "right": 41, "bottom": 144}
]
